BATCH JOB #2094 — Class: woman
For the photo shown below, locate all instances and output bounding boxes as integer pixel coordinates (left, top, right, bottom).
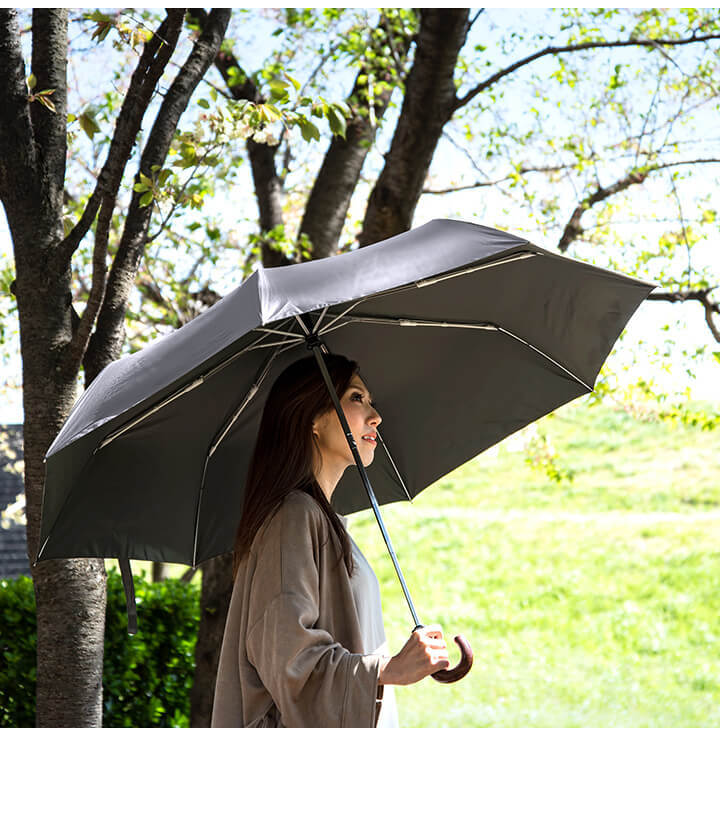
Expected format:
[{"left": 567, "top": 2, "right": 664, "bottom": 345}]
[{"left": 211, "top": 353, "right": 449, "bottom": 727}]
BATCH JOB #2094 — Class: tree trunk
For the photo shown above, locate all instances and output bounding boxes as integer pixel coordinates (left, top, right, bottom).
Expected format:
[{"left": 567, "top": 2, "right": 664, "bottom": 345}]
[
  {"left": 359, "top": 9, "right": 470, "bottom": 246},
  {"left": 299, "top": 15, "right": 415, "bottom": 258},
  {"left": 211, "top": 40, "right": 289, "bottom": 268},
  {"left": 0, "top": 8, "right": 108, "bottom": 727},
  {"left": 15, "top": 197, "right": 110, "bottom": 727},
  {"left": 189, "top": 552, "right": 233, "bottom": 726},
  {"left": 1, "top": 8, "right": 231, "bottom": 726}
]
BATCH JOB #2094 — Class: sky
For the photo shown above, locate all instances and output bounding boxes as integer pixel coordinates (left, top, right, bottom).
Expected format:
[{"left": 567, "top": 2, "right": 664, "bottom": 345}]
[{"left": 1, "top": 7, "right": 719, "bottom": 424}]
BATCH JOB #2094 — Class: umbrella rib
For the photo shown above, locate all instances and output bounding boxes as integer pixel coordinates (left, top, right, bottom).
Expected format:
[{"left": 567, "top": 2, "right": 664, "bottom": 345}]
[
  {"left": 94, "top": 376, "right": 206, "bottom": 453},
  {"left": 312, "top": 305, "right": 329, "bottom": 334},
  {"left": 352, "top": 363, "right": 413, "bottom": 504},
  {"left": 310, "top": 251, "right": 539, "bottom": 337},
  {"left": 260, "top": 326, "right": 307, "bottom": 339},
  {"left": 295, "top": 320, "right": 415, "bottom": 505},
  {"left": 317, "top": 314, "right": 499, "bottom": 334},
  {"left": 313, "top": 299, "right": 371, "bottom": 336},
  {"left": 317, "top": 312, "right": 592, "bottom": 391},
  {"left": 496, "top": 327, "right": 594, "bottom": 391},
  {"left": 94, "top": 330, "right": 299, "bottom": 453},
  {"left": 208, "top": 345, "right": 298, "bottom": 460},
  {"left": 192, "top": 343, "right": 301, "bottom": 566},
  {"left": 415, "top": 251, "right": 538, "bottom": 289},
  {"left": 377, "top": 430, "right": 413, "bottom": 503}
]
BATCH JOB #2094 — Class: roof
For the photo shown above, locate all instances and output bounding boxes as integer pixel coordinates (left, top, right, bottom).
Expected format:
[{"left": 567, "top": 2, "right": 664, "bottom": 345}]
[{"left": 0, "top": 424, "right": 30, "bottom": 579}]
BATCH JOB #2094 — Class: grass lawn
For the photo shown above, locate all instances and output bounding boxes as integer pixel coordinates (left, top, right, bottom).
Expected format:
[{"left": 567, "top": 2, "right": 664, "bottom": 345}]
[{"left": 346, "top": 399, "right": 720, "bottom": 727}]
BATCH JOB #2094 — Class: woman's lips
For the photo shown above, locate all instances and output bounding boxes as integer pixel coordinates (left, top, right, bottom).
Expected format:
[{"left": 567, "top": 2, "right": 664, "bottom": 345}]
[{"left": 361, "top": 435, "right": 377, "bottom": 446}]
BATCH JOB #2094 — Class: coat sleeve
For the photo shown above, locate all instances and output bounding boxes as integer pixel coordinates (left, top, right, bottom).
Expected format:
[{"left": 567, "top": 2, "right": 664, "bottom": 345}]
[{"left": 245, "top": 495, "right": 382, "bottom": 728}]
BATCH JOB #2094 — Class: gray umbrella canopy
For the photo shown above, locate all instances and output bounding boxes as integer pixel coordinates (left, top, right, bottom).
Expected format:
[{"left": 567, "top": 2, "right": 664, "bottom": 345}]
[{"left": 38, "top": 219, "right": 654, "bottom": 568}]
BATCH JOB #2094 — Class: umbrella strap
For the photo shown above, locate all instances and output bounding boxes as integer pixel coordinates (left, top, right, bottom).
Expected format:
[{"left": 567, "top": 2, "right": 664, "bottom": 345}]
[{"left": 119, "top": 557, "right": 137, "bottom": 635}]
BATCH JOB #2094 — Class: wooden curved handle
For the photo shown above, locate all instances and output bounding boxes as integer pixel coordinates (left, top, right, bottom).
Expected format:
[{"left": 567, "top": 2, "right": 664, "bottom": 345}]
[{"left": 431, "top": 634, "right": 473, "bottom": 684}]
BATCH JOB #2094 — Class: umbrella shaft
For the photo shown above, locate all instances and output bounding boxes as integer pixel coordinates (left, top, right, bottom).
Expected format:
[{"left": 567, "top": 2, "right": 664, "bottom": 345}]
[{"left": 309, "top": 345, "right": 422, "bottom": 629}]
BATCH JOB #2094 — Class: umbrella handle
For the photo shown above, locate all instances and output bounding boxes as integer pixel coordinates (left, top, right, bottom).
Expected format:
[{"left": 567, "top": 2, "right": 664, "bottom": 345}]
[{"left": 431, "top": 634, "right": 473, "bottom": 684}]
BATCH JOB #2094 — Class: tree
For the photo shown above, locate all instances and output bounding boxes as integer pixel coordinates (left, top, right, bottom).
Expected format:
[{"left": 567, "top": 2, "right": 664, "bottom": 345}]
[
  {"left": 1, "top": 7, "right": 718, "bottom": 727},
  {"left": 0, "top": 7, "right": 233, "bottom": 726}
]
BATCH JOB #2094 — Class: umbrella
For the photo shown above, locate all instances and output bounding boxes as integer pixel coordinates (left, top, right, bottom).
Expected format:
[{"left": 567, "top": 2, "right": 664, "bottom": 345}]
[{"left": 37, "top": 219, "right": 654, "bottom": 676}]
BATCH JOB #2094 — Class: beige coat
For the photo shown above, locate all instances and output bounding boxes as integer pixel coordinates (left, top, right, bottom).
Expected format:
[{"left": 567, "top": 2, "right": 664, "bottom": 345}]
[{"left": 211, "top": 490, "right": 385, "bottom": 728}]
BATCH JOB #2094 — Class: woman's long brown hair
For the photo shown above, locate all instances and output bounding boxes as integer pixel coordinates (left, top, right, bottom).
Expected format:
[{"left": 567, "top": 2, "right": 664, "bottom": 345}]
[{"left": 232, "top": 353, "right": 359, "bottom": 580}]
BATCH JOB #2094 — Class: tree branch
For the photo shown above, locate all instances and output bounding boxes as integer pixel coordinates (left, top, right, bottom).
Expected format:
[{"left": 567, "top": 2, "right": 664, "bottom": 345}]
[
  {"left": 30, "top": 9, "right": 68, "bottom": 223},
  {"left": 192, "top": 6, "right": 289, "bottom": 268},
  {"left": 57, "top": 10, "right": 185, "bottom": 268},
  {"left": 453, "top": 30, "right": 720, "bottom": 113},
  {"left": 647, "top": 288, "right": 720, "bottom": 343},
  {"left": 0, "top": 9, "right": 40, "bottom": 235},
  {"left": 81, "top": 8, "right": 231, "bottom": 384},
  {"left": 62, "top": 11, "right": 186, "bottom": 378},
  {"left": 299, "top": 11, "right": 415, "bottom": 259},
  {"left": 558, "top": 159, "right": 720, "bottom": 252},
  {"left": 192, "top": 8, "right": 305, "bottom": 266},
  {"left": 423, "top": 163, "right": 576, "bottom": 194},
  {"left": 359, "top": 9, "right": 470, "bottom": 247}
]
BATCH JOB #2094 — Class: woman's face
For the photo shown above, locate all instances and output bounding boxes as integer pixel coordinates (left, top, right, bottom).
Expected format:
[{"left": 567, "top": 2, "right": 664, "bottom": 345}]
[{"left": 312, "top": 375, "right": 382, "bottom": 471}]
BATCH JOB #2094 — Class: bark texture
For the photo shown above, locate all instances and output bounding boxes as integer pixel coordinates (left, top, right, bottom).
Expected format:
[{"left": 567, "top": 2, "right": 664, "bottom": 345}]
[
  {"left": 189, "top": 552, "right": 234, "bottom": 726},
  {"left": 299, "top": 15, "right": 415, "bottom": 259},
  {"left": 84, "top": 8, "right": 231, "bottom": 384},
  {"left": 63, "top": 10, "right": 185, "bottom": 376},
  {"left": 0, "top": 8, "right": 107, "bottom": 727},
  {"left": 358, "top": 9, "right": 470, "bottom": 247}
]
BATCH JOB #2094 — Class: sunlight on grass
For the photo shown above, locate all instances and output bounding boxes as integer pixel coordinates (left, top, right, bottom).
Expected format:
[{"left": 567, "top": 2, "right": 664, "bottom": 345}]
[{"left": 347, "top": 399, "right": 720, "bottom": 727}]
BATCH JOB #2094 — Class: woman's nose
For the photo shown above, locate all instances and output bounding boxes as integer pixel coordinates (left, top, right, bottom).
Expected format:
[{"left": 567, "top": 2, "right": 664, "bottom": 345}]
[{"left": 369, "top": 407, "right": 381, "bottom": 425}]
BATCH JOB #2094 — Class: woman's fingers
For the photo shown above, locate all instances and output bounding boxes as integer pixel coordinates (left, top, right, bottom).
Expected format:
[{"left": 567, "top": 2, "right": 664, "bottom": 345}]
[
  {"left": 381, "top": 625, "right": 454, "bottom": 685},
  {"left": 423, "top": 638, "right": 447, "bottom": 649},
  {"left": 418, "top": 626, "right": 450, "bottom": 671},
  {"left": 416, "top": 630, "right": 449, "bottom": 669},
  {"left": 415, "top": 625, "right": 447, "bottom": 652}
]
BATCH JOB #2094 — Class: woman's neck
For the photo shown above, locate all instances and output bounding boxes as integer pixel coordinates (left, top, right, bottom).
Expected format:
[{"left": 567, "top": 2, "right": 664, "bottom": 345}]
[{"left": 314, "top": 460, "right": 347, "bottom": 504}]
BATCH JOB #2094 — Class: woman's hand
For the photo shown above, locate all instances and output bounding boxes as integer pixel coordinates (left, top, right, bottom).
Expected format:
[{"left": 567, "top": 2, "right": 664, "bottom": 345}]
[{"left": 378, "top": 625, "right": 450, "bottom": 686}]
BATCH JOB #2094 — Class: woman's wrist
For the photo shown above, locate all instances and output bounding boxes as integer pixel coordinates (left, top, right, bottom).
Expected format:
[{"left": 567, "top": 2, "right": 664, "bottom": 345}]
[{"left": 378, "top": 655, "right": 394, "bottom": 686}]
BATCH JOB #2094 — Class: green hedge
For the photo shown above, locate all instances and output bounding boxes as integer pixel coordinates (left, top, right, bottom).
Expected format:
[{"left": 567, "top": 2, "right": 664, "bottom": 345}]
[
  {"left": 0, "top": 574, "right": 36, "bottom": 727},
  {"left": 0, "top": 569, "right": 200, "bottom": 727}
]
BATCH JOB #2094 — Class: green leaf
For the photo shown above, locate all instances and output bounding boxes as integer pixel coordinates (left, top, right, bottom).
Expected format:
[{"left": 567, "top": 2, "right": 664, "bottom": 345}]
[
  {"left": 326, "top": 105, "right": 347, "bottom": 139},
  {"left": 27, "top": 73, "right": 37, "bottom": 91},
  {"left": 297, "top": 117, "right": 320, "bottom": 142},
  {"left": 78, "top": 110, "right": 100, "bottom": 140},
  {"left": 197, "top": 98, "right": 210, "bottom": 110},
  {"left": 139, "top": 191, "right": 154, "bottom": 207},
  {"left": 258, "top": 104, "right": 281, "bottom": 123},
  {"left": 284, "top": 72, "right": 301, "bottom": 91},
  {"left": 269, "top": 78, "right": 289, "bottom": 94}
]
